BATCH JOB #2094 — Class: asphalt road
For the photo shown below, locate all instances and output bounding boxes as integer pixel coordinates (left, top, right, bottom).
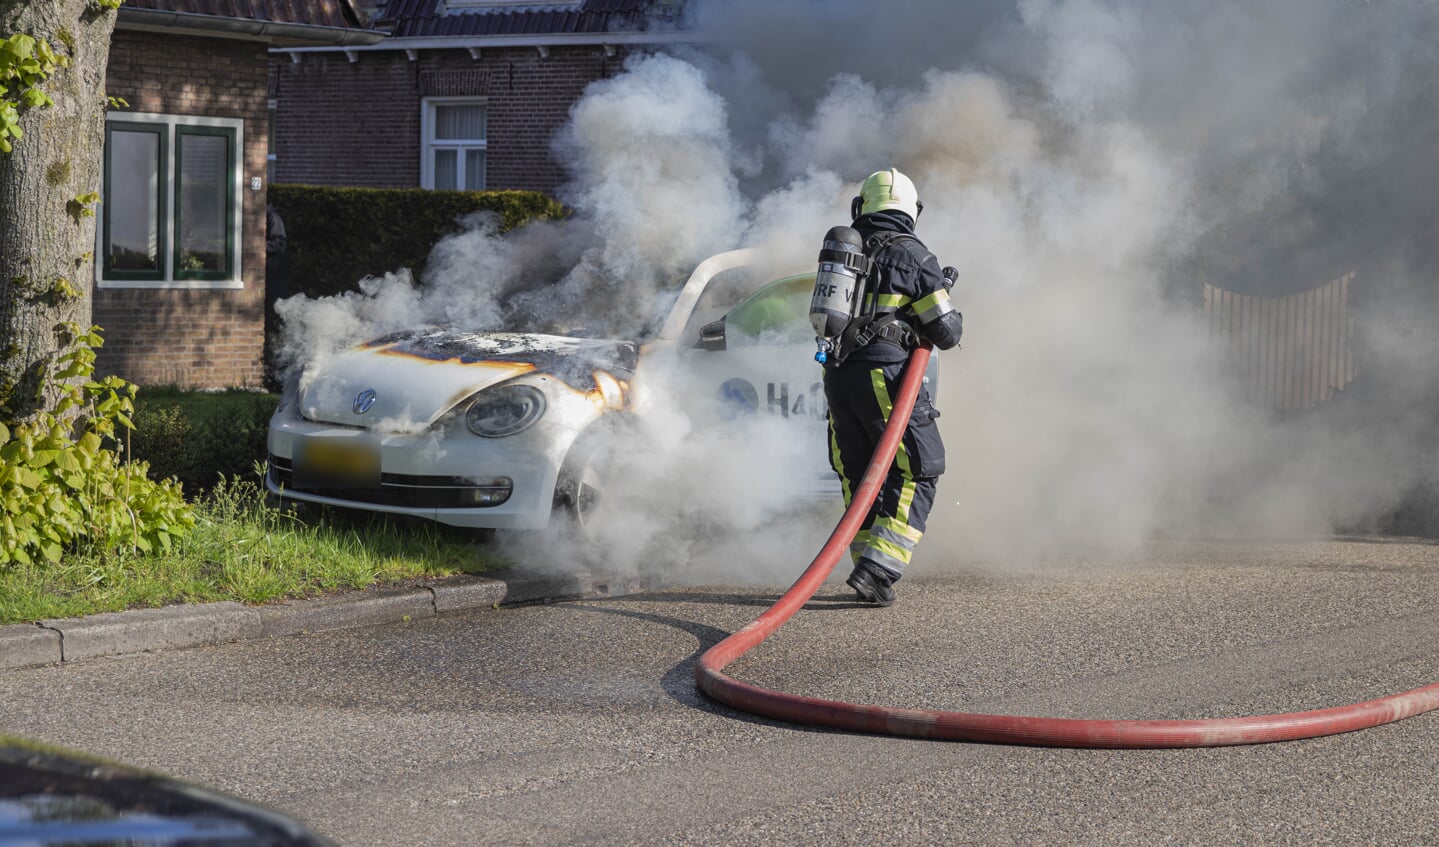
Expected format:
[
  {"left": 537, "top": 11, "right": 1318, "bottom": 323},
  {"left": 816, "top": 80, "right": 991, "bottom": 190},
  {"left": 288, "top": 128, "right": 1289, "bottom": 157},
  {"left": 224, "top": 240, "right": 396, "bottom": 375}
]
[{"left": 2, "top": 537, "right": 1438, "bottom": 846}]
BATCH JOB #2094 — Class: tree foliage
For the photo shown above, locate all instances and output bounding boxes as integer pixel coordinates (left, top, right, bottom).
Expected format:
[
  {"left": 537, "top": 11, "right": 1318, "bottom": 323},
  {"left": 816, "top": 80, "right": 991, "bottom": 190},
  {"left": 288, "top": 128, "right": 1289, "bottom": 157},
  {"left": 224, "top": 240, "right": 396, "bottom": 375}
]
[
  {"left": 0, "top": 32, "right": 67, "bottom": 153},
  {"left": 0, "top": 325, "right": 193, "bottom": 566}
]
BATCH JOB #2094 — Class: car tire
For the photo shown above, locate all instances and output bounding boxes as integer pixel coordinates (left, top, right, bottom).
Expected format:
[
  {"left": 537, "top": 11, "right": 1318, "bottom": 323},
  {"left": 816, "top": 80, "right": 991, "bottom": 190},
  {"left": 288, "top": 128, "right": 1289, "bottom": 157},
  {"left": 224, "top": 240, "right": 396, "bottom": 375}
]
[{"left": 554, "top": 428, "right": 608, "bottom": 544}]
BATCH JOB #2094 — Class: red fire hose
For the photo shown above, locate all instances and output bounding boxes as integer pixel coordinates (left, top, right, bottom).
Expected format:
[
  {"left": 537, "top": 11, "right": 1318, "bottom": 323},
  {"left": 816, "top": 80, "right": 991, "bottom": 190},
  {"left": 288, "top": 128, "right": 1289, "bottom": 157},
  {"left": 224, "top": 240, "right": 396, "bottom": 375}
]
[{"left": 694, "top": 343, "right": 1439, "bottom": 748}]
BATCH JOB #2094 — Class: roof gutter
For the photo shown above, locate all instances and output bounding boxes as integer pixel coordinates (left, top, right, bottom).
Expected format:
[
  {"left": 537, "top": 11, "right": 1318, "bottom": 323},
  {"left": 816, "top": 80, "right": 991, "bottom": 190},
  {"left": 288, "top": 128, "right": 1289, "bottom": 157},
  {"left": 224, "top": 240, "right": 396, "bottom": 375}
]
[
  {"left": 272, "top": 29, "right": 701, "bottom": 56},
  {"left": 117, "top": 8, "right": 388, "bottom": 47}
]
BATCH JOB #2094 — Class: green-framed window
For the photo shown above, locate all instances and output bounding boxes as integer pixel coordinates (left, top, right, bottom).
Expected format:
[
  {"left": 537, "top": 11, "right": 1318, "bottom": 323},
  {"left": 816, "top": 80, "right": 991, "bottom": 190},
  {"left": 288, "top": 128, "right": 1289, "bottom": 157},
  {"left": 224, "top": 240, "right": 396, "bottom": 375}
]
[
  {"left": 173, "top": 126, "right": 236, "bottom": 281},
  {"left": 100, "top": 114, "right": 243, "bottom": 288},
  {"left": 102, "top": 122, "right": 167, "bottom": 281}
]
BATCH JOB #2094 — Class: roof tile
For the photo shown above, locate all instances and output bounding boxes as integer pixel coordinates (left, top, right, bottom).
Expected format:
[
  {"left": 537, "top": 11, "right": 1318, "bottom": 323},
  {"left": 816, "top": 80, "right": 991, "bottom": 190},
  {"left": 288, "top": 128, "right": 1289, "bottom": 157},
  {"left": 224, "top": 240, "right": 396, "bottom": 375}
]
[
  {"left": 122, "top": 0, "right": 369, "bottom": 29},
  {"left": 371, "top": 0, "right": 679, "bottom": 38}
]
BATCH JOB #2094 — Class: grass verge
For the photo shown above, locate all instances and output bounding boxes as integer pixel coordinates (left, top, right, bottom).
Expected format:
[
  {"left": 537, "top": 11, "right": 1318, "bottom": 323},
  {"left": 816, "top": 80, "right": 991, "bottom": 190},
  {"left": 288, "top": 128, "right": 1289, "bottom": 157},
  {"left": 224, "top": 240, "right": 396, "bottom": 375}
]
[{"left": 0, "top": 474, "right": 499, "bottom": 625}]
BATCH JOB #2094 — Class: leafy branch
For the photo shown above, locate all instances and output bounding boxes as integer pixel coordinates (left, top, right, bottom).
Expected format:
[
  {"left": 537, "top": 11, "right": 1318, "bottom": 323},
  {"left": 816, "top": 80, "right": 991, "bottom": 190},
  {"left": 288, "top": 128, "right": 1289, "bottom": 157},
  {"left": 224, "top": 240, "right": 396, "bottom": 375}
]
[
  {"left": 0, "top": 325, "right": 195, "bottom": 566},
  {"left": 0, "top": 34, "right": 69, "bottom": 154}
]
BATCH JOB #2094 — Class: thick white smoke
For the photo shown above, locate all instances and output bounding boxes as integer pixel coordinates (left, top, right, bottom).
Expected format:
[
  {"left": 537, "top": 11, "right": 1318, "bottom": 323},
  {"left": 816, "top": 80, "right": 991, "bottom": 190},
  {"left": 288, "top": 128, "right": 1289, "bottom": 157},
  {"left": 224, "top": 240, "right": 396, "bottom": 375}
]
[
  {"left": 278, "top": 0, "right": 1439, "bottom": 581},
  {"left": 683, "top": 0, "right": 1439, "bottom": 571}
]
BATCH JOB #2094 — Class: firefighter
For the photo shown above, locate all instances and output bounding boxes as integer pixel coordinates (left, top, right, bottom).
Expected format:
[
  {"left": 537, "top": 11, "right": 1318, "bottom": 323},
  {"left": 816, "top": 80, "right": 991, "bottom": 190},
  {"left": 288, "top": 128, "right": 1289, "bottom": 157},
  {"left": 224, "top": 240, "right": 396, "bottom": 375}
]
[{"left": 824, "top": 168, "right": 963, "bottom": 606}]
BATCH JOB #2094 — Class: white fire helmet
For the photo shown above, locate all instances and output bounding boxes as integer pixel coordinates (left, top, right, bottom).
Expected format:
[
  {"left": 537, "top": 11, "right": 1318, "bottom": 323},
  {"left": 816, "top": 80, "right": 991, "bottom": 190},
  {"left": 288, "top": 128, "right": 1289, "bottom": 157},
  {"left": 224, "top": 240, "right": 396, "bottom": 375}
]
[{"left": 852, "top": 168, "right": 922, "bottom": 222}]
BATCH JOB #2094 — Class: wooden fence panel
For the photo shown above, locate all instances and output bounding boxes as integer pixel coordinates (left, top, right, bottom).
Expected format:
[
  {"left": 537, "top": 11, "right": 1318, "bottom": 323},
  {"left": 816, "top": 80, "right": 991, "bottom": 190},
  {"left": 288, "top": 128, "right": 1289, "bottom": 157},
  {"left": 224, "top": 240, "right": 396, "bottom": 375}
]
[{"left": 1204, "top": 274, "right": 1355, "bottom": 410}]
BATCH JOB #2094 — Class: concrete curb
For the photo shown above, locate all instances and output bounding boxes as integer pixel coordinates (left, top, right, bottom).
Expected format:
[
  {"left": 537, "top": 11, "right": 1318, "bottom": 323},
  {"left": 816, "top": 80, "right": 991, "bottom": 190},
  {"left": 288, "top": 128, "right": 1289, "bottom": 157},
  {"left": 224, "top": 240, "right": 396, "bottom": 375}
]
[
  {"left": 0, "top": 626, "right": 62, "bottom": 670},
  {"left": 258, "top": 587, "right": 436, "bottom": 639},
  {"left": 0, "top": 569, "right": 659, "bottom": 672},
  {"left": 39, "top": 603, "right": 262, "bottom": 663}
]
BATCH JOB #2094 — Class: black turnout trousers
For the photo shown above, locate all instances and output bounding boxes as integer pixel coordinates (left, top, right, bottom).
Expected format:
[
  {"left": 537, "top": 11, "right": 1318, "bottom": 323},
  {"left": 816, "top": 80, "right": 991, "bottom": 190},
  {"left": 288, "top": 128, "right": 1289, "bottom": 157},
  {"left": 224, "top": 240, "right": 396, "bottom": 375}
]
[{"left": 823, "top": 357, "right": 944, "bottom": 580}]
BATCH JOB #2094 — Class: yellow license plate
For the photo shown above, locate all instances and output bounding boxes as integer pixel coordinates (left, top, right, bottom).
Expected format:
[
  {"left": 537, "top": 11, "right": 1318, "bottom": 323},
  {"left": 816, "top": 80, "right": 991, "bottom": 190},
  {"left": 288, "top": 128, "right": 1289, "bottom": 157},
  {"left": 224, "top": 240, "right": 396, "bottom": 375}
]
[{"left": 293, "top": 437, "right": 380, "bottom": 489}]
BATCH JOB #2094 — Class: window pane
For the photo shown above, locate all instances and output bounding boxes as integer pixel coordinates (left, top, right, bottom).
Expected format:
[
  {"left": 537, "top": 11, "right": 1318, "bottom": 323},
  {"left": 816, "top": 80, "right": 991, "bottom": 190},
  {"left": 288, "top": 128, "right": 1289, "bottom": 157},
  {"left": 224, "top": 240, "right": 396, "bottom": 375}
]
[
  {"left": 464, "top": 149, "right": 486, "bottom": 191},
  {"left": 107, "top": 129, "right": 162, "bottom": 273},
  {"left": 434, "top": 149, "right": 458, "bottom": 190},
  {"left": 435, "top": 104, "right": 486, "bottom": 141},
  {"left": 176, "top": 132, "right": 229, "bottom": 275}
]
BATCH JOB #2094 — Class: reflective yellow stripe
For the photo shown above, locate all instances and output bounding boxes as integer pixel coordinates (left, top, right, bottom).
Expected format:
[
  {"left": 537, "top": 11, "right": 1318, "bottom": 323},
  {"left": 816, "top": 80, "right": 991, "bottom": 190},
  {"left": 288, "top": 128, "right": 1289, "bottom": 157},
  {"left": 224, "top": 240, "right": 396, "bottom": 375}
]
[
  {"left": 850, "top": 532, "right": 870, "bottom": 564},
  {"left": 913, "top": 289, "right": 954, "bottom": 324},
  {"left": 913, "top": 290, "right": 947, "bottom": 312},
  {"left": 867, "top": 535, "right": 913, "bottom": 566},
  {"left": 862, "top": 545, "right": 910, "bottom": 572},
  {"left": 862, "top": 293, "right": 911, "bottom": 313},
  {"left": 872, "top": 516, "right": 924, "bottom": 545},
  {"left": 865, "top": 518, "right": 924, "bottom": 568},
  {"left": 895, "top": 473, "right": 917, "bottom": 524},
  {"left": 828, "top": 418, "right": 853, "bottom": 507},
  {"left": 870, "top": 368, "right": 893, "bottom": 418},
  {"left": 869, "top": 368, "right": 915, "bottom": 523}
]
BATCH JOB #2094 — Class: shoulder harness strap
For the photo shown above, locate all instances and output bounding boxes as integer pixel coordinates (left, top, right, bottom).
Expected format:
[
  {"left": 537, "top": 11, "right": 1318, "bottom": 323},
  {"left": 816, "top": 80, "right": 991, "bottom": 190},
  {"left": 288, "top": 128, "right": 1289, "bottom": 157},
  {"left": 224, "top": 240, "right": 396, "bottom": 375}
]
[{"left": 862, "top": 230, "right": 918, "bottom": 255}]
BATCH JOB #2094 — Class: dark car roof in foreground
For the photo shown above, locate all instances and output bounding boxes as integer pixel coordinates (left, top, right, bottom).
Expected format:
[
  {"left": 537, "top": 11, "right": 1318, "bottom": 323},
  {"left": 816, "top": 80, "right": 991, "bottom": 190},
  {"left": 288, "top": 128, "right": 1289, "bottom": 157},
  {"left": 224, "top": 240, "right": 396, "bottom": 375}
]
[{"left": 0, "top": 735, "right": 334, "bottom": 846}]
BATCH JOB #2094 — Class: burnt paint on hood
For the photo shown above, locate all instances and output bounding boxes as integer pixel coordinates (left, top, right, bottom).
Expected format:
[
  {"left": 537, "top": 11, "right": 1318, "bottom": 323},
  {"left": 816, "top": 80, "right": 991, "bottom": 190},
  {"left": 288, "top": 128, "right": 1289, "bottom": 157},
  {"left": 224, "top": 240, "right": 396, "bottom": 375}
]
[{"left": 362, "top": 329, "right": 639, "bottom": 392}]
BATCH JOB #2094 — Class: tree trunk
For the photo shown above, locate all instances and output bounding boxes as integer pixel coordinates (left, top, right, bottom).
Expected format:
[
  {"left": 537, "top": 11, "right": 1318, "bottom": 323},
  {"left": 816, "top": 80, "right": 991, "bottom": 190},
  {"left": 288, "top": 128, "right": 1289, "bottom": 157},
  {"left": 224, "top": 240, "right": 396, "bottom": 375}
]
[{"left": 0, "top": 0, "right": 117, "bottom": 423}]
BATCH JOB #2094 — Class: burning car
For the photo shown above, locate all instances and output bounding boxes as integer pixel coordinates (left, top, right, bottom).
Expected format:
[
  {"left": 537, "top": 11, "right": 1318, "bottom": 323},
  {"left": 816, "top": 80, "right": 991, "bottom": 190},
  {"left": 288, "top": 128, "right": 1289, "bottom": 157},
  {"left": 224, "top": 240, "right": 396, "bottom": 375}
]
[{"left": 265, "top": 248, "right": 935, "bottom": 533}]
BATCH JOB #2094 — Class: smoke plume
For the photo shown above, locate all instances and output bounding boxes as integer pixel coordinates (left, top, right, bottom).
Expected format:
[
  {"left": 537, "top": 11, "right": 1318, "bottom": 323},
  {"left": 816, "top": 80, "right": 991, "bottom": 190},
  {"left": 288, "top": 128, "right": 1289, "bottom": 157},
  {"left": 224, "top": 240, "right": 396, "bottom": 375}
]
[{"left": 278, "top": 0, "right": 1439, "bottom": 580}]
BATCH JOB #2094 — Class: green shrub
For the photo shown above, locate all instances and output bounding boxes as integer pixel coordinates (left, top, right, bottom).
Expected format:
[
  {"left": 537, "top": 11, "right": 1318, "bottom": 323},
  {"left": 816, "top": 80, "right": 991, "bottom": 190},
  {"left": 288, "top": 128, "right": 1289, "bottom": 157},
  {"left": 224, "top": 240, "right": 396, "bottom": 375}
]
[
  {"left": 128, "top": 389, "right": 278, "bottom": 498},
  {"left": 128, "top": 404, "right": 188, "bottom": 479},
  {"left": 0, "top": 326, "right": 194, "bottom": 566},
  {"left": 267, "top": 185, "right": 569, "bottom": 300}
]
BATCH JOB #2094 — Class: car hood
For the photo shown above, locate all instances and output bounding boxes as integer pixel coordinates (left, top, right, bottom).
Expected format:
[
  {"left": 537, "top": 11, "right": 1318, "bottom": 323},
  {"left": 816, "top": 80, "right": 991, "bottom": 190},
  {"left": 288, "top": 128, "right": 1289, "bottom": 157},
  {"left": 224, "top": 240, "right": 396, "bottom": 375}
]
[{"left": 297, "top": 329, "right": 640, "bottom": 430}]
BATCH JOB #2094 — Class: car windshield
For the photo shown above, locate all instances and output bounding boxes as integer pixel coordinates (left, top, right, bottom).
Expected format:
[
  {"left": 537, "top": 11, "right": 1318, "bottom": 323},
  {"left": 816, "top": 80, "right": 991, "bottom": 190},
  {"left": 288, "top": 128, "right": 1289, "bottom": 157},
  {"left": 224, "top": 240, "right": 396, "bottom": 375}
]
[
  {"left": 479, "top": 261, "right": 813, "bottom": 346},
  {"left": 721, "top": 274, "right": 815, "bottom": 345}
]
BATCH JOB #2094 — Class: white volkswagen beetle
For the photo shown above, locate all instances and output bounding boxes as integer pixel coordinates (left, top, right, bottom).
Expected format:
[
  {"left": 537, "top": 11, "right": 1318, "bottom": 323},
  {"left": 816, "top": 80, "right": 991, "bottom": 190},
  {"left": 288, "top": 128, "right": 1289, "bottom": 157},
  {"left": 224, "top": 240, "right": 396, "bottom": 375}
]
[{"left": 265, "top": 249, "right": 936, "bottom": 533}]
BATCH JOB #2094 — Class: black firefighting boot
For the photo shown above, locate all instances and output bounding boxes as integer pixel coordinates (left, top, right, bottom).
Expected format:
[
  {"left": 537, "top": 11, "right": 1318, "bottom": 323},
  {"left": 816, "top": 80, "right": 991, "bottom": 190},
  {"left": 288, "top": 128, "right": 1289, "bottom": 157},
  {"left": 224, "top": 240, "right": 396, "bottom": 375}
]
[{"left": 845, "top": 562, "right": 896, "bottom": 607}]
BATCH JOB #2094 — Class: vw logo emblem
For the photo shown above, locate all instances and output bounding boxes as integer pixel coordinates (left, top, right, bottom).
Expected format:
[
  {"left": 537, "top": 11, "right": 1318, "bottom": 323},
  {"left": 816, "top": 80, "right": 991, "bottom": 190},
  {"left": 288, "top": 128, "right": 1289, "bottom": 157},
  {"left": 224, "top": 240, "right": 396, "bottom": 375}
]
[{"left": 353, "top": 389, "right": 377, "bottom": 415}]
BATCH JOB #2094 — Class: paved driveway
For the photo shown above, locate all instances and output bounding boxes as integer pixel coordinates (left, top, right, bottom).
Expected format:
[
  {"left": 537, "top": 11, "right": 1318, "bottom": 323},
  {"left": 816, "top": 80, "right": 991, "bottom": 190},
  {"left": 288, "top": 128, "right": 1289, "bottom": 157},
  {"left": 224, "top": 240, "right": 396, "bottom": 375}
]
[{"left": 2, "top": 538, "right": 1437, "bottom": 845}]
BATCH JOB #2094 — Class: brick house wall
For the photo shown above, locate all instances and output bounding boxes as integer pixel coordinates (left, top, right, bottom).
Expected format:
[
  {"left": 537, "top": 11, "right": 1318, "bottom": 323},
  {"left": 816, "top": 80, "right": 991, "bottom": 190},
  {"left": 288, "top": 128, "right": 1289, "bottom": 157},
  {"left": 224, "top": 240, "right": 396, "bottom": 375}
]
[
  {"left": 271, "top": 45, "right": 625, "bottom": 194},
  {"left": 96, "top": 31, "right": 270, "bottom": 389}
]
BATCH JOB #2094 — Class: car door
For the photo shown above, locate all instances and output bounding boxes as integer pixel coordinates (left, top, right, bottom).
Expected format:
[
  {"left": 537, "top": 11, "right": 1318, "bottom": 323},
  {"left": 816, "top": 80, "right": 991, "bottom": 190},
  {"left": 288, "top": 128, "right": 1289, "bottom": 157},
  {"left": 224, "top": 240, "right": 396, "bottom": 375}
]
[
  {"left": 649, "top": 259, "right": 941, "bottom": 500},
  {"left": 679, "top": 274, "right": 836, "bottom": 498}
]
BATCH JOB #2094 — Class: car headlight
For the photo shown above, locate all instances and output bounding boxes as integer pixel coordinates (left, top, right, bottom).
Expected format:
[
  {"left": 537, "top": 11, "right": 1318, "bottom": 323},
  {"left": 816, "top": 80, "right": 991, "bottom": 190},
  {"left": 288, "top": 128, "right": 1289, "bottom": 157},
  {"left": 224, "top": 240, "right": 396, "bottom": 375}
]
[{"left": 465, "top": 384, "right": 547, "bottom": 438}]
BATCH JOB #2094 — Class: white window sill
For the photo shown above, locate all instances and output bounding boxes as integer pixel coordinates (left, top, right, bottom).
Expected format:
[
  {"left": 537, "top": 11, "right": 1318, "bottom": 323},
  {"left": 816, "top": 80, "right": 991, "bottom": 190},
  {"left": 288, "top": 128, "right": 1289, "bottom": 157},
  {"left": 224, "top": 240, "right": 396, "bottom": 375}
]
[{"left": 97, "top": 279, "right": 245, "bottom": 291}]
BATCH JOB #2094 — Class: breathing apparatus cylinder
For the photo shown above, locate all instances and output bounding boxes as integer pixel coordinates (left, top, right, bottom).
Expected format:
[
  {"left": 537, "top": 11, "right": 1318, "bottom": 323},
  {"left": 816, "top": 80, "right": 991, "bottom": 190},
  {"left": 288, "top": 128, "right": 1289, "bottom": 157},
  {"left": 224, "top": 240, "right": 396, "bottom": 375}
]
[{"left": 811, "top": 226, "right": 869, "bottom": 365}]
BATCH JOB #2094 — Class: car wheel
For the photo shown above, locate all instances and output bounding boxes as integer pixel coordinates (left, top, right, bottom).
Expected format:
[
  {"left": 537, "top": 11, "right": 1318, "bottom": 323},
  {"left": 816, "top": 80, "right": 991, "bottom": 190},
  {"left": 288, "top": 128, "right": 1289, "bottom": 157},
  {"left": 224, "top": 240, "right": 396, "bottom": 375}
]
[{"left": 554, "top": 429, "right": 609, "bottom": 542}]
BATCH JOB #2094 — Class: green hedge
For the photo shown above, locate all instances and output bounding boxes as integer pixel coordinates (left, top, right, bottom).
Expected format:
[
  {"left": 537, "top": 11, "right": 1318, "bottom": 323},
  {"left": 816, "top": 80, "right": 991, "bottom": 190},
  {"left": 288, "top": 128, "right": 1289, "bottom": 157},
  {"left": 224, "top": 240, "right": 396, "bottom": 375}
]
[
  {"left": 127, "top": 389, "right": 279, "bottom": 498},
  {"left": 267, "top": 185, "right": 569, "bottom": 300}
]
